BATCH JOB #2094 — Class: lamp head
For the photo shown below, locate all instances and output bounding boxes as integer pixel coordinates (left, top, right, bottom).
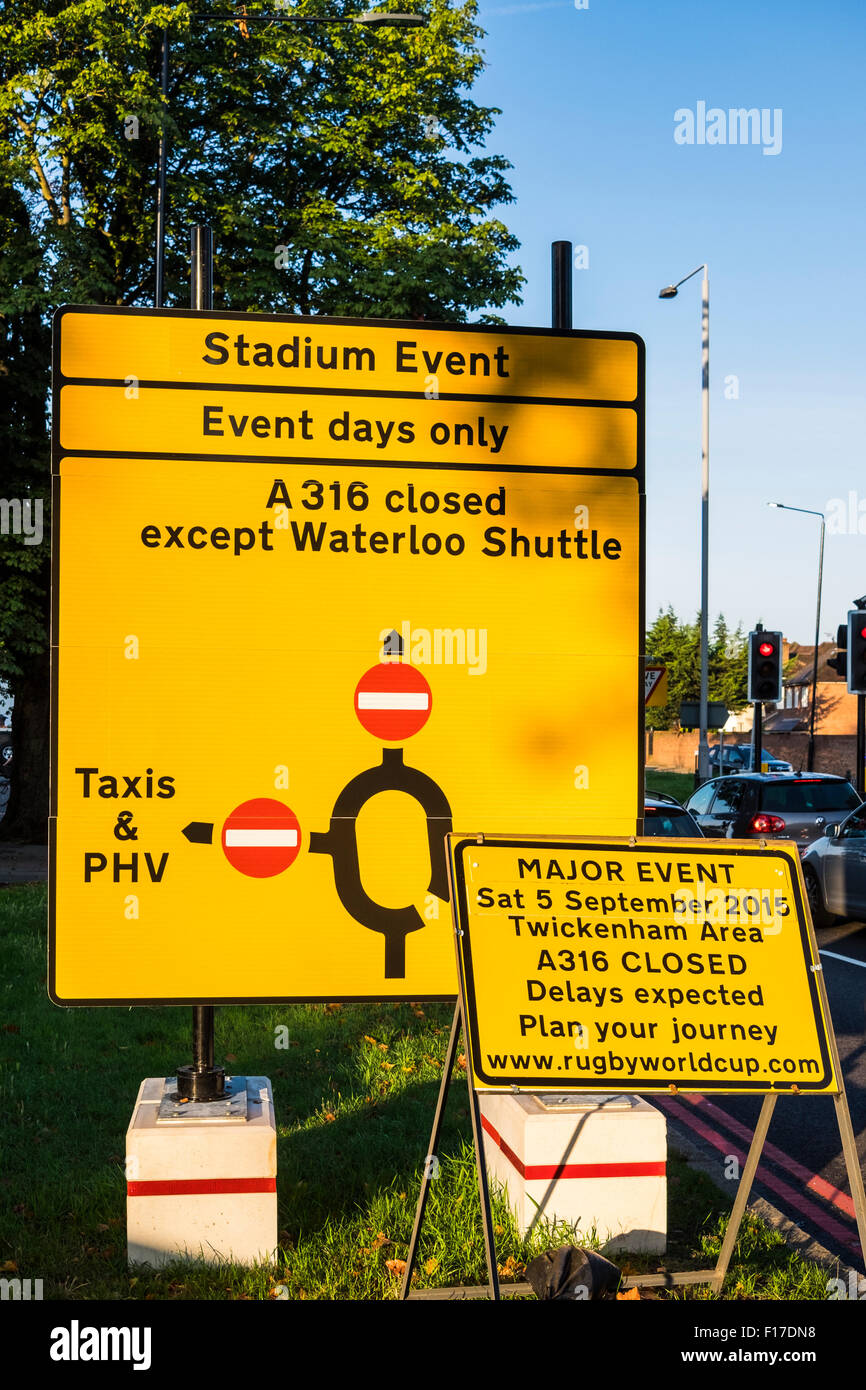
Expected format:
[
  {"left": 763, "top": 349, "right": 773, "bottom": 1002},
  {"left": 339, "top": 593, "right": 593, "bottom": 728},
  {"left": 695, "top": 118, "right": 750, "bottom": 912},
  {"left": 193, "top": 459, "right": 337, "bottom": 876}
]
[
  {"left": 355, "top": 10, "right": 428, "bottom": 25},
  {"left": 658, "top": 285, "right": 678, "bottom": 299}
]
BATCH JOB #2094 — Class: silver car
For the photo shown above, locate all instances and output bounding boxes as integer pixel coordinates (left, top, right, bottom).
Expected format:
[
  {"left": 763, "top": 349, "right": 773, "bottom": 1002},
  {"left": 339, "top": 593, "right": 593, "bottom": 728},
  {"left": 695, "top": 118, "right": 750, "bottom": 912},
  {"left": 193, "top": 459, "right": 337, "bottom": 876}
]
[{"left": 801, "top": 804, "right": 866, "bottom": 927}]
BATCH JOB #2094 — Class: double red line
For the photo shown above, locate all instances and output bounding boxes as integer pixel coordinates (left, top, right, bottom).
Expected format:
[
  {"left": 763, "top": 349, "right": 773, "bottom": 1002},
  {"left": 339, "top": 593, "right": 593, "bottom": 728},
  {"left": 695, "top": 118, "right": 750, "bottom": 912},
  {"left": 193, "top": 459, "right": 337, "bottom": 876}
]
[{"left": 659, "top": 1094, "right": 860, "bottom": 1256}]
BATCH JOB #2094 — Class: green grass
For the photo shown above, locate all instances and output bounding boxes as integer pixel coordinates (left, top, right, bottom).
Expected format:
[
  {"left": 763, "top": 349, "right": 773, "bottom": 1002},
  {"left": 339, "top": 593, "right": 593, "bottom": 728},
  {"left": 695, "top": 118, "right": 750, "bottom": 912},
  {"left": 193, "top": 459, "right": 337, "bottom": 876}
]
[
  {"left": 646, "top": 769, "right": 696, "bottom": 804},
  {"left": 0, "top": 884, "right": 837, "bottom": 1301}
]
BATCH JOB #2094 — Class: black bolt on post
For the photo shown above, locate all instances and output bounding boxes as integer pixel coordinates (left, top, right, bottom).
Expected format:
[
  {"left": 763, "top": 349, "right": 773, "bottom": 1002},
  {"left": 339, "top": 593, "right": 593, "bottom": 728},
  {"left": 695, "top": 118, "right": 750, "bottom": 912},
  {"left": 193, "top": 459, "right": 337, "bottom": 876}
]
[
  {"left": 176, "top": 226, "right": 225, "bottom": 1104},
  {"left": 551, "top": 241, "right": 573, "bottom": 330}
]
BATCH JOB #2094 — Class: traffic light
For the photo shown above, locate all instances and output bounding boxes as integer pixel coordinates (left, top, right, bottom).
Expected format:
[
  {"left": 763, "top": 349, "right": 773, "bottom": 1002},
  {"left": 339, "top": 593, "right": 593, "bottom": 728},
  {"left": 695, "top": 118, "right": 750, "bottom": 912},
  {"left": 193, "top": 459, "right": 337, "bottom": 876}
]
[
  {"left": 827, "top": 623, "right": 848, "bottom": 679},
  {"left": 848, "top": 611, "right": 866, "bottom": 695},
  {"left": 748, "top": 630, "right": 783, "bottom": 703}
]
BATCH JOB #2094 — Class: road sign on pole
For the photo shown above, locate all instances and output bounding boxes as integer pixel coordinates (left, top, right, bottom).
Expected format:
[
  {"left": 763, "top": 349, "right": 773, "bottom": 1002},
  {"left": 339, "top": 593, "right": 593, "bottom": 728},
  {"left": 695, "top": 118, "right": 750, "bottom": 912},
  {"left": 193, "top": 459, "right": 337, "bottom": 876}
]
[
  {"left": 644, "top": 664, "right": 668, "bottom": 707},
  {"left": 50, "top": 307, "right": 645, "bottom": 1004}
]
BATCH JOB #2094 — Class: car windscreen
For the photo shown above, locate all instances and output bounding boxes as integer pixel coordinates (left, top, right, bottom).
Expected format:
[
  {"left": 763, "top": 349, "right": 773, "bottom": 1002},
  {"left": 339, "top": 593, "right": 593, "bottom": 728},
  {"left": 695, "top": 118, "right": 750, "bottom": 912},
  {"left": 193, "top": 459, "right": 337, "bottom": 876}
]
[
  {"left": 760, "top": 780, "right": 861, "bottom": 814},
  {"left": 644, "top": 808, "right": 698, "bottom": 836}
]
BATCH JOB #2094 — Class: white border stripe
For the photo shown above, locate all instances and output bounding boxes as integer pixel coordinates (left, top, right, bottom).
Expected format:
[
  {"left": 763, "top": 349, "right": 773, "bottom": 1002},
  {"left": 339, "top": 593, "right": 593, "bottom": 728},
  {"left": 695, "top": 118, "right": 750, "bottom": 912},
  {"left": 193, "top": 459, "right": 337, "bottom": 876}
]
[
  {"left": 225, "top": 829, "right": 298, "bottom": 848},
  {"left": 358, "top": 692, "right": 429, "bottom": 711}
]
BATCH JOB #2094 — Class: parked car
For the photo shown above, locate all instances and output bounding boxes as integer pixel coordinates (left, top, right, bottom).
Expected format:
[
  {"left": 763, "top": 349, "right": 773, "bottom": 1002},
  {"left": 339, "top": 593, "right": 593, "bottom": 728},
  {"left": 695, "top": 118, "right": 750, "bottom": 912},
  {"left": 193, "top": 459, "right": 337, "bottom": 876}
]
[
  {"left": 685, "top": 773, "right": 862, "bottom": 852},
  {"left": 706, "top": 744, "right": 793, "bottom": 774},
  {"left": 801, "top": 804, "right": 866, "bottom": 927},
  {"left": 643, "top": 792, "right": 704, "bottom": 837}
]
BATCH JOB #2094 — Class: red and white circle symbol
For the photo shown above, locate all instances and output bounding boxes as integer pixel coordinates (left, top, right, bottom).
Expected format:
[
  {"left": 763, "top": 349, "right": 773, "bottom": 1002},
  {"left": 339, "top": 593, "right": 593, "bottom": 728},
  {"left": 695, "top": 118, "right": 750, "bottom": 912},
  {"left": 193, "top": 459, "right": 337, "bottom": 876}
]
[
  {"left": 354, "top": 663, "right": 432, "bottom": 741},
  {"left": 221, "top": 798, "right": 301, "bottom": 878}
]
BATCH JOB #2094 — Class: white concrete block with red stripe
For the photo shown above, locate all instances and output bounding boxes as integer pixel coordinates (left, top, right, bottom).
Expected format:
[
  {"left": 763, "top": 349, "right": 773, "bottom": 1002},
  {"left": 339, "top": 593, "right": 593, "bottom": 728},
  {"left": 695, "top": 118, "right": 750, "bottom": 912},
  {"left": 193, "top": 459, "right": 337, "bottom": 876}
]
[
  {"left": 126, "top": 1076, "right": 277, "bottom": 1267},
  {"left": 479, "top": 1092, "right": 666, "bottom": 1253}
]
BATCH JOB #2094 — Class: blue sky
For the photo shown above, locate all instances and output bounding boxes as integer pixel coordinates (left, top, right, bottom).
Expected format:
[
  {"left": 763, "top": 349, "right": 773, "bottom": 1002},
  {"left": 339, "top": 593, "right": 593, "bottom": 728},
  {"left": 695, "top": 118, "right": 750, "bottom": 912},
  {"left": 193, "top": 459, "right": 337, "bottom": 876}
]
[{"left": 470, "top": 0, "right": 866, "bottom": 645}]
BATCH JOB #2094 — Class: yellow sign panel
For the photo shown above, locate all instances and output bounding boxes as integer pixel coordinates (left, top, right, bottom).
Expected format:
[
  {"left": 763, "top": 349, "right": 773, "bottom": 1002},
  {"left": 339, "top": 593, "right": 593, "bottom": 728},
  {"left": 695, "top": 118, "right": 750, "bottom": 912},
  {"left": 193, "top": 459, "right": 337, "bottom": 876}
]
[
  {"left": 448, "top": 835, "right": 838, "bottom": 1094},
  {"left": 58, "top": 309, "right": 640, "bottom": 402},
  {"left": 50, "top": 309, "right": 644, "bottom": 1004}
]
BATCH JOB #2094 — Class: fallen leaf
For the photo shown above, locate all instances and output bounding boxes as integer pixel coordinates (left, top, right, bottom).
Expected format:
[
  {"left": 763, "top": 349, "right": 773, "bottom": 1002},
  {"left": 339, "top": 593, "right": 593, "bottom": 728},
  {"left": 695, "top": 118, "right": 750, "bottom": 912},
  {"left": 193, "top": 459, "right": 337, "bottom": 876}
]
[
  {"left": 424, "top": 1257, "right": 438, "bottom": 1274},
  {"left": 617, "top": 1287, "right": 640, "bottom": 1300},
  {"left": 369, "top": 1232, "right": 390, "bottom": 1251},
  {"left": 363, "top": 1035, "right": 378, "bottom": 1045},
  {"left": 497, "top": 1255, "right": 522, "bottom": 1278},
  {"left": 0, "top": 1260, "right": 18, "bottom": 1273},
  {"left": 456, "top": 1054, "right": 467, "bottom": 1071},
  {"left": 380, "top": 1061, "right": 394, "bottom": 1071},
  {"left": 323, "top": 1111, "right": 336, "bottom": 1123},
  {"left": 224, "top": 1054, "right": 237, "bottom": 1063},
  {"left": 385, "top": 1259, "right": 406, "bottom": 1276}
]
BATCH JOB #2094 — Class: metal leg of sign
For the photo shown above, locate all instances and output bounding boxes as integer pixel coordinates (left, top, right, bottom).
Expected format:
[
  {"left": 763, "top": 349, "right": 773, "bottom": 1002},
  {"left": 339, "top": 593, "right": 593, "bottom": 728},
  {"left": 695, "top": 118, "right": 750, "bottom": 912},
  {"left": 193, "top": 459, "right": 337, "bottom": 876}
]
[
  {"left": 401, "top": 1002, "right": 501, "bottom": 1301},
  {"left": 834, "top": 1089, "right": 866, "bottom": 1265},
  {"left": 709, "top": 1093, "right": 777, "bottom": 1296},
  {"left": 466, "top": 1070, "right": 501, "bottom": 1302},
  {"left": 811, "top": 937, "right": 866, "bottom": 1267},
  {"left": 400, "top": 1001, "right": 462, "bottom": 1300}
]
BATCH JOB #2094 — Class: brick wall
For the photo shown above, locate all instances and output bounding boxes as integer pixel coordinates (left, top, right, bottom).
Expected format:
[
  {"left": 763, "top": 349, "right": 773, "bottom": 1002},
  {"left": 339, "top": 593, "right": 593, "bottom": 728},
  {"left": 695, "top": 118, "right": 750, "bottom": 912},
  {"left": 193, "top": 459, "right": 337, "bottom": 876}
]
[{"left": 646, "top": 729, "right": 859, "bottom": 781}]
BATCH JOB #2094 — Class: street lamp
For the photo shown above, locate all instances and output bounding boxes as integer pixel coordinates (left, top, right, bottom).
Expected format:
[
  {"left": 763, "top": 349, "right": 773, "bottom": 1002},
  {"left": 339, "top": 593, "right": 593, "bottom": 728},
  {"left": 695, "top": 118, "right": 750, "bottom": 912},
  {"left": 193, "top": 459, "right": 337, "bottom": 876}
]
[
  {"left": 659, "top": 264, "right": 710, "bottom": 781},
  {"left": 155, "top": 9, "right": 428, "bottom": 306},
  {"left": 767, "top": 502, "right": 825, "bottom": 771}
]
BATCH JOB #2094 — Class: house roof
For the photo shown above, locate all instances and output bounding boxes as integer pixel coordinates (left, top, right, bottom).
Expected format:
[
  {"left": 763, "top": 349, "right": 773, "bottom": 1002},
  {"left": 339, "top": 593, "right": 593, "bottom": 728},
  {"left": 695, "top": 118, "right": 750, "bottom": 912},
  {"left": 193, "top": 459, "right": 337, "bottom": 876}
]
[{"left": 785, "top": 641, "right": 843, "bottom": 685}]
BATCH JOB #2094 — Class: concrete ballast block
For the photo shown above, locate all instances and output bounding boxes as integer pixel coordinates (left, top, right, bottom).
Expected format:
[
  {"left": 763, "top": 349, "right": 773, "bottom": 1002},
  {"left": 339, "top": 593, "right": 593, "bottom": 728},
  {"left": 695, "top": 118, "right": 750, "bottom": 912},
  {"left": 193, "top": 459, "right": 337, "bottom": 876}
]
[{"left": 126, "top": 1076, "right": 277, "bottom": 1267}]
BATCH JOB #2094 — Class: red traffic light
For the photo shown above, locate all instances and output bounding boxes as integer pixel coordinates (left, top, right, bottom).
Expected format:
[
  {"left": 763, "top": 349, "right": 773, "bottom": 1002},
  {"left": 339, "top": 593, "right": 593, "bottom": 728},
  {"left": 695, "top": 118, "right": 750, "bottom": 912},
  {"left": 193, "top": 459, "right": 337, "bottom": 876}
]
[{"left": 759, "top": 641, "right": 774, "bottom": 656}]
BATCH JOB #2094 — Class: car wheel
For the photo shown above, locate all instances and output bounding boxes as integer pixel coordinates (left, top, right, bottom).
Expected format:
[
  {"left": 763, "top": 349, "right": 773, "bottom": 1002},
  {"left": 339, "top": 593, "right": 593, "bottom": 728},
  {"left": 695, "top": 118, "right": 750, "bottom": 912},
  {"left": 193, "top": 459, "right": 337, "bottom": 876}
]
[{"left": 804, "top": 868, "right": 834, "bottom": 929}]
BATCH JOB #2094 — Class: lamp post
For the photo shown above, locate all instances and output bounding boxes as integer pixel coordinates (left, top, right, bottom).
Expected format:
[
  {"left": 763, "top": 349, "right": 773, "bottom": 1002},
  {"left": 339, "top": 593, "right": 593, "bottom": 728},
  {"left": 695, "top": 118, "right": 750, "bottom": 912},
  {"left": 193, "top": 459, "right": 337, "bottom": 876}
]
[
  {"left": 767, "top": 502, "right": 825, "bottom": 771},
  {"left": 154, "top": 9, "right": 428, "bottom": 307},
  {"left": 659, "top": 264, "right": 710, "bottom": 781}
]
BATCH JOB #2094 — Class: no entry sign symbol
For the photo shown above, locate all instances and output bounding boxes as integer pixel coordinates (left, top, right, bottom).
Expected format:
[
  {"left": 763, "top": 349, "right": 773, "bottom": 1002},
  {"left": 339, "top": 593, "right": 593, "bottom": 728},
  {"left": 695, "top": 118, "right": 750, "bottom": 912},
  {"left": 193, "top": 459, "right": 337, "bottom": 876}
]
[
  {"left": 354, "top": 664, "right": 432, "bottom": 741},
  {"left": 221, "top": 798, "right": 301, "bottom": 878}
]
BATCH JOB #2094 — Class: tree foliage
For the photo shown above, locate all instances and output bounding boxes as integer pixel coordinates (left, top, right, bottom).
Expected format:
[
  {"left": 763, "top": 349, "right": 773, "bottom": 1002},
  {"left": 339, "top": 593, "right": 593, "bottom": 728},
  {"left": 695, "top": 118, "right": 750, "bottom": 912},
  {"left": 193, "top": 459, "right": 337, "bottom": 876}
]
[
  {"left": 645, "top": 607, "right": 750, "bottom": 731},
  {"left": 0, "top": 0, "right": 523, "bottom": 837}
]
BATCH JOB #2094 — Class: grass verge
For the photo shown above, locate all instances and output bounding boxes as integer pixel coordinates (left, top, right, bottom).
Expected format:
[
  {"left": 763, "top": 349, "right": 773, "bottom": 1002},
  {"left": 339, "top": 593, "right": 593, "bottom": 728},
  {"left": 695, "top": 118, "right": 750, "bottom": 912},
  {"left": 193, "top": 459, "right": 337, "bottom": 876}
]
[
  {"left": 0, "top": 884, "right": 832, "bottom": 1300},
  {"left": 646, "top": 769, "right": 696, "bottom": 804}
]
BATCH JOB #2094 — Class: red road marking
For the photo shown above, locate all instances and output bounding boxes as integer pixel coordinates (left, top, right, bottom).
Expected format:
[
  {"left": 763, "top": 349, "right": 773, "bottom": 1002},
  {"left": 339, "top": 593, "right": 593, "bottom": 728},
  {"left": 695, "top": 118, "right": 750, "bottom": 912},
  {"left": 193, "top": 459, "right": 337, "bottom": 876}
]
[
  {"left": 481, "top": 1114, "right": 665, "bottom": 1181},
  {"left": 680, "top": 1093, "right": 856, "bottom": 1219},
  {"left": 354, "top": 663, "right": 432, "bottom": 740},
  {"left": 658, "top": 1098, "right": 860, "bottom": 1254}
]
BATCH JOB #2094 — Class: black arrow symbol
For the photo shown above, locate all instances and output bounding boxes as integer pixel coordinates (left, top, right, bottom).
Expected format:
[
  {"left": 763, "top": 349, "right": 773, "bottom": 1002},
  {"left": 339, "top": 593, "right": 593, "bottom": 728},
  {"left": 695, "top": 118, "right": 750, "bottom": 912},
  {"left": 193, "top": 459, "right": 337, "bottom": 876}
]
[
  {"left": 183, "top": 821, "right": 214, "bottom": 844},
  {"left": 381, "top": 627, "right": 404, "bottom": 659}
]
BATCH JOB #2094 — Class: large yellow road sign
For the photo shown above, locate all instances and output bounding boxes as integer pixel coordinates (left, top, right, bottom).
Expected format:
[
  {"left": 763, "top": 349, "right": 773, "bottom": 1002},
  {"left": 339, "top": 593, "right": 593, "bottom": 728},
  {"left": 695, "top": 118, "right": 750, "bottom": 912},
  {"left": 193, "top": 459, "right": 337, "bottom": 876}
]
[
  {"left": 50, "top": 308, "right": 644, "bottom": 1004},
  {"left": 447, "top": 835, "right": 837, "bottom": 1094}
]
